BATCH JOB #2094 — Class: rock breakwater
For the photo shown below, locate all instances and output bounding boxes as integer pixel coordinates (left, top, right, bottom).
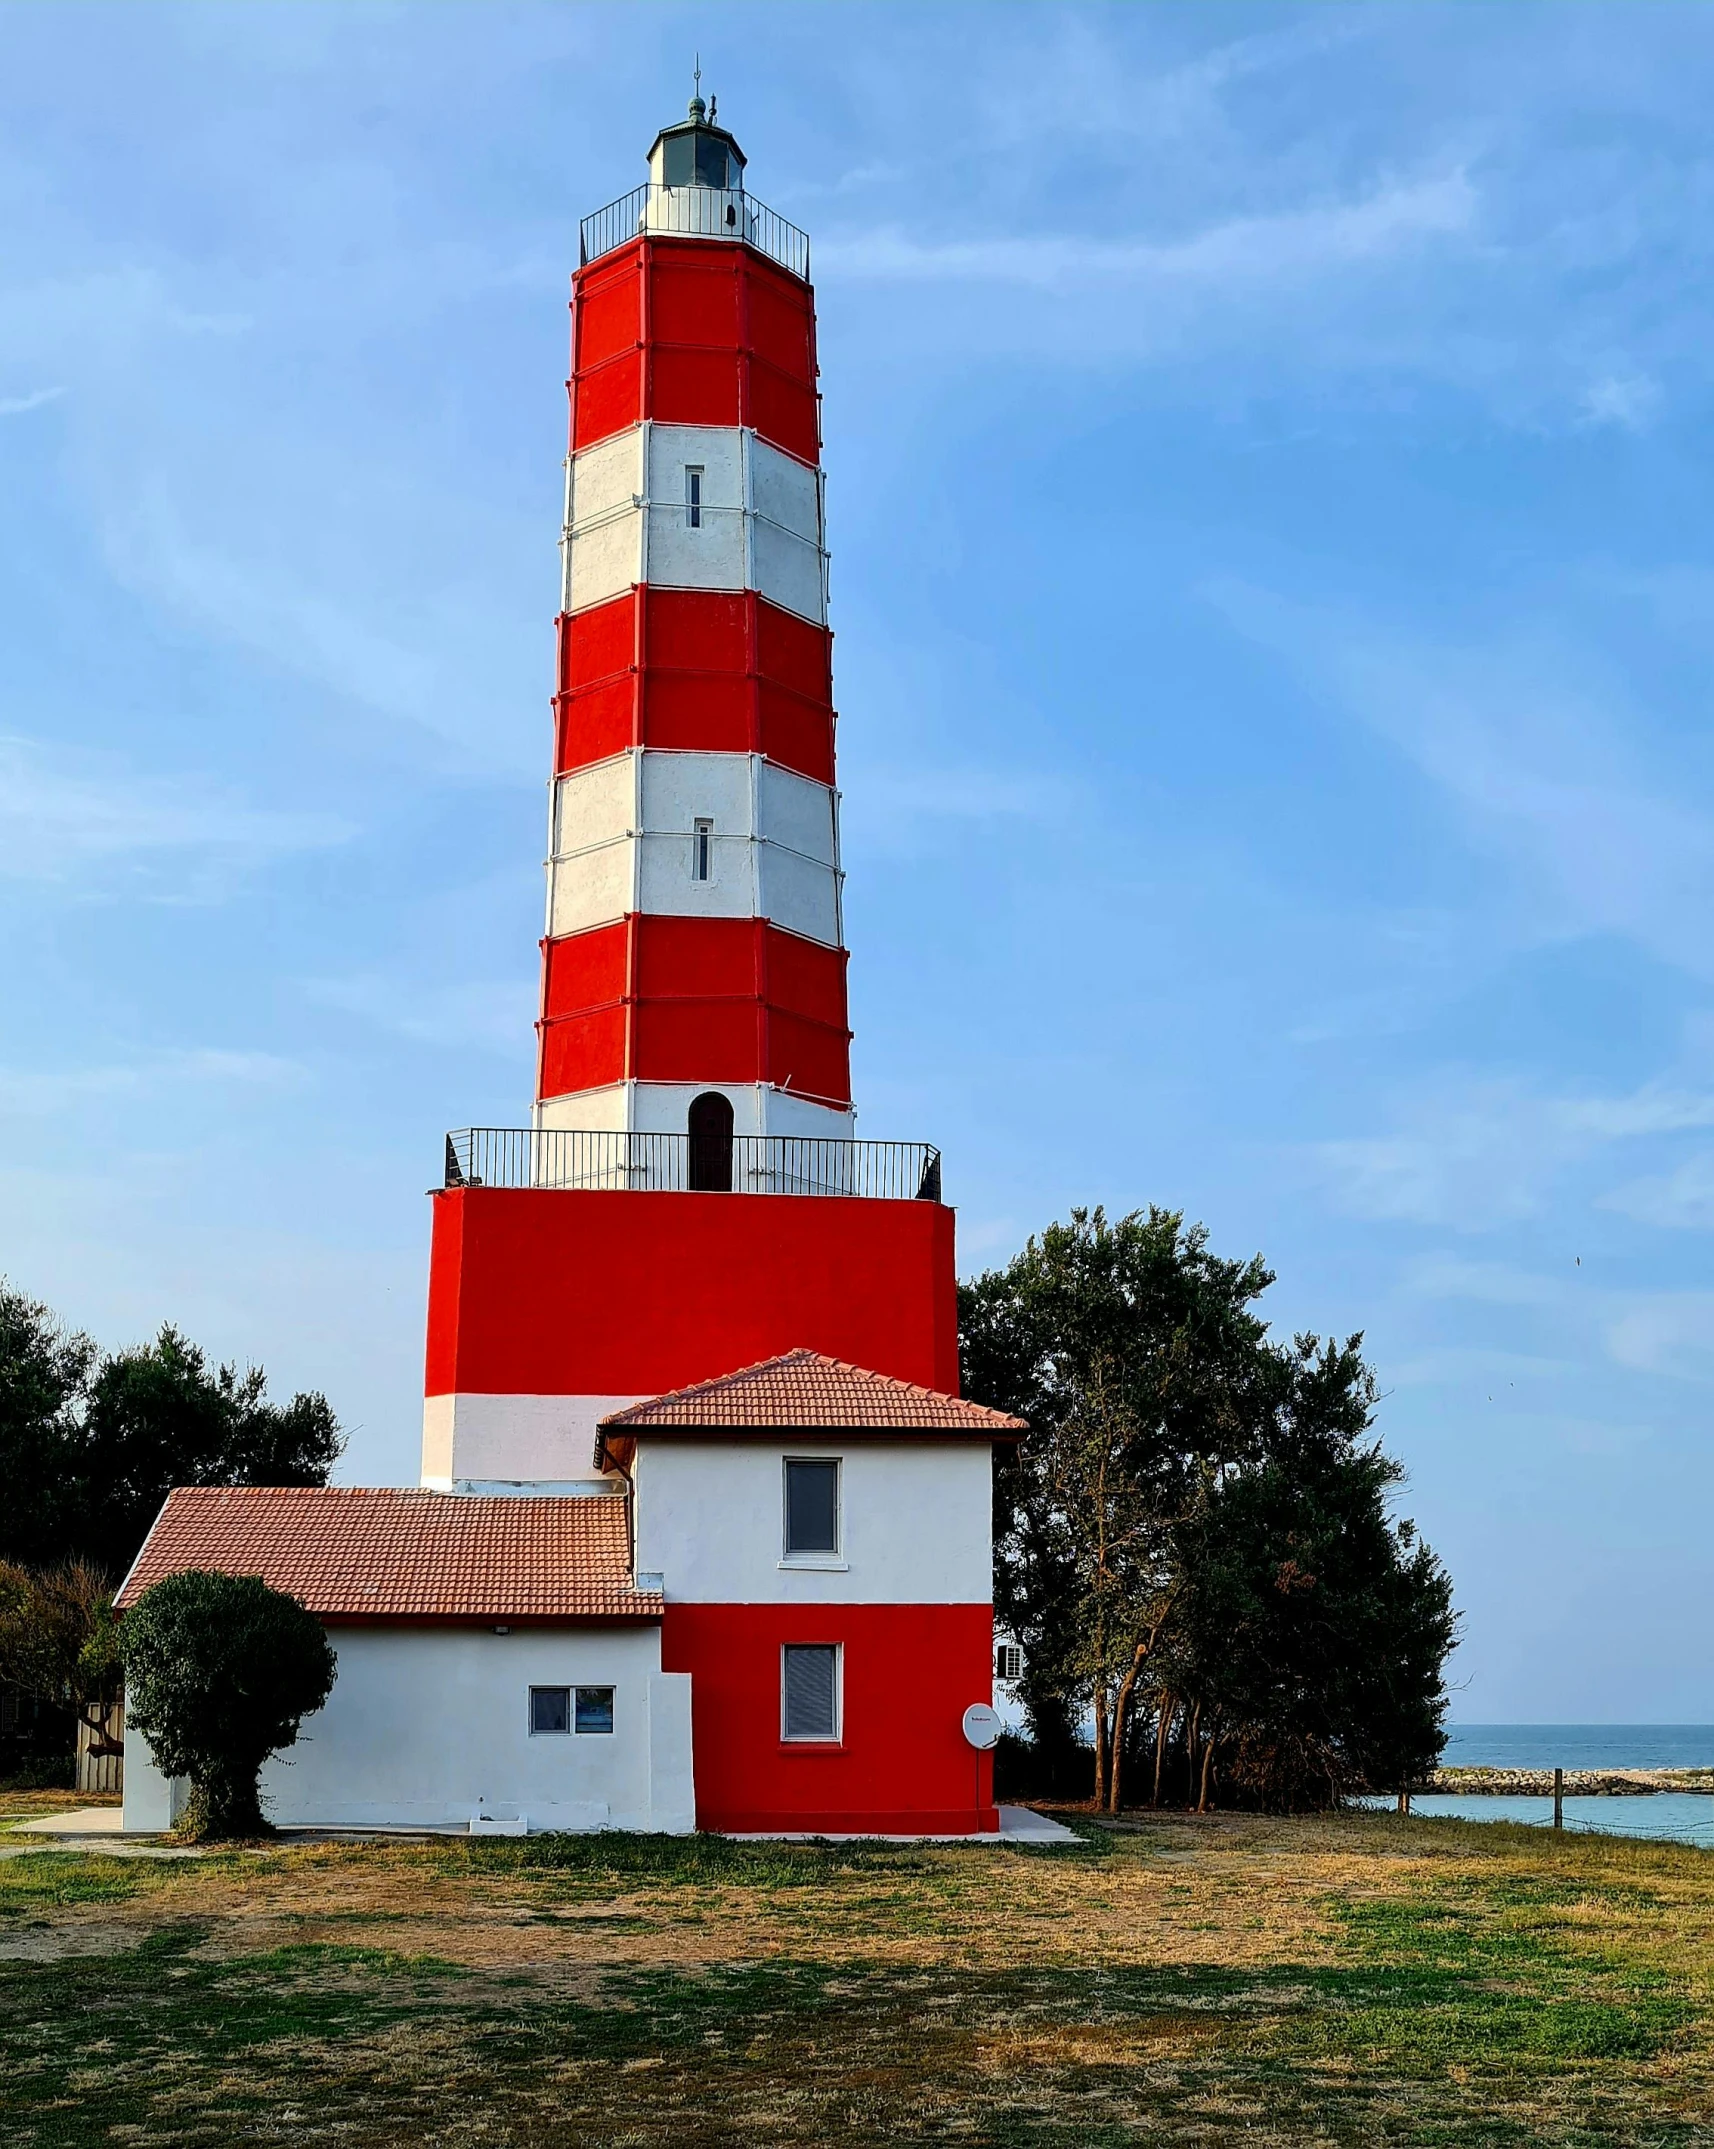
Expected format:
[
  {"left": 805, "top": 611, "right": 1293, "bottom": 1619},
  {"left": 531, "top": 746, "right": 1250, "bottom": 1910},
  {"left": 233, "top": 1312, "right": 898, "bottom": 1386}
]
[{"left": 1433, "top": 1766, "right": 1714, "bottom": 1797}]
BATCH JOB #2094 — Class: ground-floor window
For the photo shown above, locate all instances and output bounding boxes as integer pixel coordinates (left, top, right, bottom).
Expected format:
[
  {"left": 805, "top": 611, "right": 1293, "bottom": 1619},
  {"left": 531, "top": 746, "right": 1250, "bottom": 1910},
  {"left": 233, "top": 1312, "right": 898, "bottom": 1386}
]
[
  {"left": 530, "top": 1685, "right": 615, "bottom": 1735},
  {"left": 574, "top": 1686, "right": 615, "bottom": 1734},
  {"left": 782, "top": 1644, "right": 840, "bottom": 1741}
]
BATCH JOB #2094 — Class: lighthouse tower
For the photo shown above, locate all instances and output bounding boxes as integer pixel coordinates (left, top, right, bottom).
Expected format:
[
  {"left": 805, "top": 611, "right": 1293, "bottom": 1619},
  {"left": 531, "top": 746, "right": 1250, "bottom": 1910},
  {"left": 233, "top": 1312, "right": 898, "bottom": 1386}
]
[
  {"left": 539, "top": 93, "right": 852, "bottom": 1157},
  {"left": 424, "top": 95, "right": 955, "bottom": 1488}
]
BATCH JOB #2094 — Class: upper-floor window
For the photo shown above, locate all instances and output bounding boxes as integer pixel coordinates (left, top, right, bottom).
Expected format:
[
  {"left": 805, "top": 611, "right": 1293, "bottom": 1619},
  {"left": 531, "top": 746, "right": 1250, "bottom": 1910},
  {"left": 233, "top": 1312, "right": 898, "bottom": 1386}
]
[
  {"left": 685, "top": 466, "right": 703, "bottom": 529},
  {"left": 692, "top": 817, "right": 713, "bottom": 882},
  {"left": 784, "top": 1457, "right": 840, "bottom": 1558}
]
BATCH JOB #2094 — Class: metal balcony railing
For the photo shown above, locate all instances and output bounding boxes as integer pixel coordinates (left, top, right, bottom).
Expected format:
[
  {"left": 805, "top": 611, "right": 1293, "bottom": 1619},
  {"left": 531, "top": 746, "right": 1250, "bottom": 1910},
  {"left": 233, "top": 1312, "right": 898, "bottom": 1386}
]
[
  {"left": 444, "top": 1128, "right": 941, "bottom": 1202},
  {"left": 580, "top": 184, "right": 810, "bottom": 281}
]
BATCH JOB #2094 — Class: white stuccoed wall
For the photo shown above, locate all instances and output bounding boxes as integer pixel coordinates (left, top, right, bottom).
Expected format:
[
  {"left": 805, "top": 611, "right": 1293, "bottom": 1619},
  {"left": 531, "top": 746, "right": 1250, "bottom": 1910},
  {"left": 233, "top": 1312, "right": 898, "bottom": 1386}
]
[
  {"left": 123, "top": 1625, "right": 694, "bottom": 1835},
  {"left": 547, "top": 750, "right": 843, "bottom": 945},
  {"left": 633, "top": 1440, "right": 994, "bottom": 1606},
  {"left": 533, "top": 1082, "right": 855, "bottom": 1139},
  {"left": 421, "top": 1392, "right": 645, "bottom": 1488},
  {"left": 563, "top": 422, "right": 827, "bottom": 623}
]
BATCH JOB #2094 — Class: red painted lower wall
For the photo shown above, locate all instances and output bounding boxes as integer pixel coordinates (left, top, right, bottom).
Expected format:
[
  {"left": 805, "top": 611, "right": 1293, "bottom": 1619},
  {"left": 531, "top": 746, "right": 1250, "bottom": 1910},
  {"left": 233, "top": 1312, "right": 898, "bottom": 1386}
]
[
  {"left": 425, "top": 1188, "right": 960, "bottom": 1400},
  {"left": 661, "top": 1602, "right": 997, "bottom": 1835}
]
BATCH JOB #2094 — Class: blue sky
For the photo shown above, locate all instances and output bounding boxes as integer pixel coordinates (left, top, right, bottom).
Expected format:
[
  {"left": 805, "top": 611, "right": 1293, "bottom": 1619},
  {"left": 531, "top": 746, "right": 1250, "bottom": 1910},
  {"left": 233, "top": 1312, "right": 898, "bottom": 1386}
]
[{"left": 5, "top": 3, "right": 1714, "bottom": 1719}]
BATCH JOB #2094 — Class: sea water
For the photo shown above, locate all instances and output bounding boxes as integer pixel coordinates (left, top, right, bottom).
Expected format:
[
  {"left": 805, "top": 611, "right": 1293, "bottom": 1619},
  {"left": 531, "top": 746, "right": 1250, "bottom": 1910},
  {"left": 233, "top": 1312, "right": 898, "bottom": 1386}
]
[
  {"left": 1395, "top": 1793, "right": 1714, "bottom": 1847},
  {"left": 1375, "top": 1725, "right": 1714, "bottom": 1847},
  {"left": 1443, "top": 1725, "right": 1714, "bottom": 1771}
]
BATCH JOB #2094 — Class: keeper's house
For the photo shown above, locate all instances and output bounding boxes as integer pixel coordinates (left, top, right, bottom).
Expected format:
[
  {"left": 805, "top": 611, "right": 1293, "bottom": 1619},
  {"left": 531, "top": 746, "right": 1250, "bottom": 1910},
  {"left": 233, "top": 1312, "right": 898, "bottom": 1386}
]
[{"left": 119, "top": 1355, "right": 1023, "bottom": 1837}]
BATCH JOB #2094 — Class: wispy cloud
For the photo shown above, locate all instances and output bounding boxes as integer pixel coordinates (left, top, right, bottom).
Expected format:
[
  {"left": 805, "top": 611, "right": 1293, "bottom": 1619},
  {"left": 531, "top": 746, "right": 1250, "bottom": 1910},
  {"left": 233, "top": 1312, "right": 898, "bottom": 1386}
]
[
  {"left": 0, "top": 736, "right": 350, "bottom": 897},
  {"left": 823, "top": 171, "right": 1477, "bottom": 293},
  {"left": 305, "top": 974, "right": 532, "bottom": 1055},
  {"left": 1604, "top": 1292, "right": 1714, "bottom": 1379},
  {"left": 0, "top": 1047, "right": 303, "bottom": 1116},
  {"left": 1212, "top": 585, "right": 1714, "bottom": 982},
  {"left": 1579, "top": 371, "right": 1661, "bottom": 430},
  {"left": 0, "top": 385, "right": 64, "bottom": 417},
  {"left": 1404, "top": 1257, "right": 1569, "bottom": 1309},
  {"left": 1313, "top": 1077, "right": 1714, "bottom": 1230},
  {"left": 1603, "top": 1151, "right": 1714, "bottom": 1231}
]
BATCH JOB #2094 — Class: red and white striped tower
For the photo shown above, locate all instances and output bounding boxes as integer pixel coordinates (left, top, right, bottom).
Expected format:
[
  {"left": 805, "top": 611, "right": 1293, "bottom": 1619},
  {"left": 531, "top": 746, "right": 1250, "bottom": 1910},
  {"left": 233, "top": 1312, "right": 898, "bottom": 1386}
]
[{"left": 537, "top": 96, "right": 853, "bottom": 1152}]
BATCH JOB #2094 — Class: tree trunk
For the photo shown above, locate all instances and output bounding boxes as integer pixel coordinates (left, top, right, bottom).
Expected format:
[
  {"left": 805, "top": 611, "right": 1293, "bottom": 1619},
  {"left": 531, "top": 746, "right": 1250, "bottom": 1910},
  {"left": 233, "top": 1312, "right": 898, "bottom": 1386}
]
[
  {"left": 1184, "top": 1698, "right": 1202, "bottom": 1808},
  {"left": 1107, "top": 1646, "right": 1148, "bottom": 1814},
  {"left": 1197, "top": 1720, "right": 1217, "bottom": 1812},
  {"left": 180, "top": 1761, "right": 273, "bottom": 1843},
  {"left": 1092, "top": 1685, "right": 1110, "bottom": 1810},
  {"left": 1151, "top": 1695, "right": 1175, "bottom": 1808}
]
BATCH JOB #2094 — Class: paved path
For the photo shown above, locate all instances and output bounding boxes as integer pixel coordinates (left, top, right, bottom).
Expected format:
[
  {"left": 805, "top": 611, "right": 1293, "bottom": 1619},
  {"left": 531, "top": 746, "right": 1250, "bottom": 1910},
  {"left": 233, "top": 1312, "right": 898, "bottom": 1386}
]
[{"left": 3, "top": 1803, "right": 1082, "bottom": 1851}]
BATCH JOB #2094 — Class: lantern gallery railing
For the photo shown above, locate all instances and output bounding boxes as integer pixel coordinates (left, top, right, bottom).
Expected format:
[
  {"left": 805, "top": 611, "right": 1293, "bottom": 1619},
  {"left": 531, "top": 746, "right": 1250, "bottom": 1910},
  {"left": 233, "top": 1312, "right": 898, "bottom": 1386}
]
[
  {"left": 579, "top": 184, "right": 811, "bottom": 280},
  {"left": 444, "top": 1129, "right": 942, "bottom": 1203}
]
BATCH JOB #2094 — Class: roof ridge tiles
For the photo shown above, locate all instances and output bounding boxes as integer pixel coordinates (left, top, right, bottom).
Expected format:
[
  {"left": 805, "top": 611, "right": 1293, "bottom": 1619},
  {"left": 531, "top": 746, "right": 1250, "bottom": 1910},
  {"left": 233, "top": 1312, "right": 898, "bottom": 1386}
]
[{"left": 599, "top": 1346, "right": 1027, "bottom": 1435}]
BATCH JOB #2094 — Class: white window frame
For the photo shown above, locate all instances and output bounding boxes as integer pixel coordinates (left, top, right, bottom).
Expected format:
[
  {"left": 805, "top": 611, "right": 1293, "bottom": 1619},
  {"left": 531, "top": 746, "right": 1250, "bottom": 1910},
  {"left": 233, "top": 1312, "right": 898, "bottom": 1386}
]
[
  {"left": 780, "top": 1642, "right": 842, "bottom": 1743},
  {"left": 780, "top": 1454, "right": 846, "bottom": 1570}
]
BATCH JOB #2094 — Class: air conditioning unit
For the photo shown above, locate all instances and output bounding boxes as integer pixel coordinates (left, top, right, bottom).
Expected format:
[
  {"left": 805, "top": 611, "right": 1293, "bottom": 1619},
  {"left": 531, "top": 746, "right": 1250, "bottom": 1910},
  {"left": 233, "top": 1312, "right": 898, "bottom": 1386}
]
[{"left": 995, "top": 1642, "right": 1024, "bottom": 1684}]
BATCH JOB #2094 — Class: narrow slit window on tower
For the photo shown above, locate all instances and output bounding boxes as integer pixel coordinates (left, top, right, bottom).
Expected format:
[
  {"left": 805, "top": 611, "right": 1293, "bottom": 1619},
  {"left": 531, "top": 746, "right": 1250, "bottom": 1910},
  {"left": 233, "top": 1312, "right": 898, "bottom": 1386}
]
[
  {"left": 692, "top": 817, "right": 713, "bottom": 882},
  {"left": 685, "top": 466, "right": 703, "bottom": 529}
]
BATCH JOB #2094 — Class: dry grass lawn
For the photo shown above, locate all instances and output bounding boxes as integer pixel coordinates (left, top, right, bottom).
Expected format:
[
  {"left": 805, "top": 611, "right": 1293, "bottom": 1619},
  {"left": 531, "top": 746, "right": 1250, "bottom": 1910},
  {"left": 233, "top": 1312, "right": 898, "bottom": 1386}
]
[{"left": 3, "top": 1808, "right": 1713, "bottom": 2144}]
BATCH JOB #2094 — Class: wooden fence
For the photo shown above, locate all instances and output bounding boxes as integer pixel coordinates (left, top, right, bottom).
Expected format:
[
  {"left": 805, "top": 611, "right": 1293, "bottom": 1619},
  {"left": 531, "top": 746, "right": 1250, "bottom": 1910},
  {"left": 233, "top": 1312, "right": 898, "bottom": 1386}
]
[{"left": 76, "top": 1702, "right": 124, "bottom": 1796}]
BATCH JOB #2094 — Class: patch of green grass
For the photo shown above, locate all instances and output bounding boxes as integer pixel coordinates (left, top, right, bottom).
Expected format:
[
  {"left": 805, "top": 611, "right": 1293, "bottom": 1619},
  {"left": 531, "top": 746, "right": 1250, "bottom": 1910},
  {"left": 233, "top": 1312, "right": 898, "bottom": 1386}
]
[
  {"left": 448, "top": 1825, "right": 1104, "bottom": 1890},
  {"left": 241, "top": 1939, "right": 471, "bottom": 1977},
  {"left": 0, "top": 1851, "right": 148, "bottom": 1917}
]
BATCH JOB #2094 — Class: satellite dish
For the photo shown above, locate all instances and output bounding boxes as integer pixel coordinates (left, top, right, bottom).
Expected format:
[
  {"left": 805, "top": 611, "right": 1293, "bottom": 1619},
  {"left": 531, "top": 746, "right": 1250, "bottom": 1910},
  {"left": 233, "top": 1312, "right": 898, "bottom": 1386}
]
[{"left": 962, "top": 1702, "right": 1002, "bottom": 1751}]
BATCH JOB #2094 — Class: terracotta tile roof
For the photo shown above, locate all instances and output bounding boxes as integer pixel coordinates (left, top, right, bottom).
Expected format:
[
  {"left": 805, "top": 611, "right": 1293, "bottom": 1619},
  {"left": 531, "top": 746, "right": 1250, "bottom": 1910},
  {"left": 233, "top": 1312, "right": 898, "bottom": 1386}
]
[
  {"left": 115, "top": 1486, "right": 660, "bottom": 1622},
  {"left": 600, "top": 1348, "right": 1027, "bottom": 1438}
]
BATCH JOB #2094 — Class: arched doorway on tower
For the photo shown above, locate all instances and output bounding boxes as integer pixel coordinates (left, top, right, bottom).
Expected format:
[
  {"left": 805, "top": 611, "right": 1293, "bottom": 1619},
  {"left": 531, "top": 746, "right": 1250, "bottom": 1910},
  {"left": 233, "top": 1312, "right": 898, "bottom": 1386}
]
[{"left": 687, "top": 1091, "right": 735, "bottom": 1192}]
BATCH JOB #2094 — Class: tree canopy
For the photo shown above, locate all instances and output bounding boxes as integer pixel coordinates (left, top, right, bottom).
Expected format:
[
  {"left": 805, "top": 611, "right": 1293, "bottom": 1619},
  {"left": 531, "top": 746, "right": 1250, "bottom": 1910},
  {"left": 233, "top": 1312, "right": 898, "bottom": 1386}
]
[
  {"left": 0, "top": 1284, "right": 344, "bottom": 1581},
  {"left": 120, "top": 1569, "right": 337, "bottom": 1840},
  {"left": 962, "top": 1208, "right": 1455, "bottom": 1811},
  {"left": 0, "top": 1561, "right": 124, "bottom": 1760}
]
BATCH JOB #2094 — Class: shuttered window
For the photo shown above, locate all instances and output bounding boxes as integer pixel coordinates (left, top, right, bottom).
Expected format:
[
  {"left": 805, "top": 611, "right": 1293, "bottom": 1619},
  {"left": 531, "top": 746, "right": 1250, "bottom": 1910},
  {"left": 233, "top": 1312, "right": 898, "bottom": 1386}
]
[{"left": 781, "top": 1644, "right": 839, "bottom": 1741}]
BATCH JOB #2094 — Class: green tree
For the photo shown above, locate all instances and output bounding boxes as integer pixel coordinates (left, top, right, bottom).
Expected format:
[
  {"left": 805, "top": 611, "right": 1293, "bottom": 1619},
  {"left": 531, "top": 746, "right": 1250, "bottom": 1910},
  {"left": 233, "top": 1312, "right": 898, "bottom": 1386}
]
[
  {"left": 0, "top": 1286, "right": 97, "bottom": 1571},
  {"left": 0, "top": 1302, "right": 345, "bottom": 1579},
  {"left": 80, "top": 1328, "right": 343, "bottom": 1577},
  {"left": 119, "top": 1571, "right": 337, "bottom": 1840},
  {"left": 963, "top": 1210, "right": 1456, "bottom": 1814},
  {"left": 1169, "top": 1335, "right": 1456, "bottom": 1809},
  {"left": 0, "top": 1561, "right": 124, "bottom": 1763},
  {"left": 961, "top": 1208, "right": 1274, "bottom": 1807}
]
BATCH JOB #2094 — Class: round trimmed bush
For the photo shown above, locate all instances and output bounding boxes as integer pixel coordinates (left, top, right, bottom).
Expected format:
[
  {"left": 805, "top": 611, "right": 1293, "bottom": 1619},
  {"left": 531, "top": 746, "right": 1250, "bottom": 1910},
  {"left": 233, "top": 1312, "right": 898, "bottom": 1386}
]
[{"left": 120, "top": 1570, "right": 336, "bottom": 1840}]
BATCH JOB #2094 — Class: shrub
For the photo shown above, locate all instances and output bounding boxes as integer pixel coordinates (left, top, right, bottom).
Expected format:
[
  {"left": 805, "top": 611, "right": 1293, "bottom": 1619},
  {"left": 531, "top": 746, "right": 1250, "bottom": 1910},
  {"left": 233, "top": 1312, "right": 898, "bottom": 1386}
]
[{"left": 119, "top": 1570, "right": 336, "bottom": 1840}]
